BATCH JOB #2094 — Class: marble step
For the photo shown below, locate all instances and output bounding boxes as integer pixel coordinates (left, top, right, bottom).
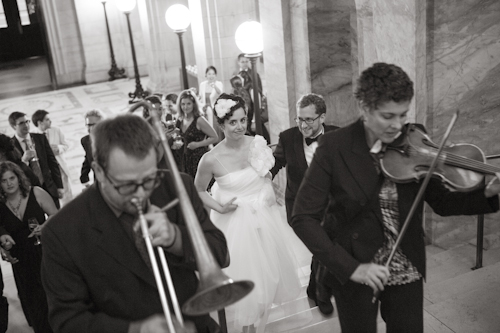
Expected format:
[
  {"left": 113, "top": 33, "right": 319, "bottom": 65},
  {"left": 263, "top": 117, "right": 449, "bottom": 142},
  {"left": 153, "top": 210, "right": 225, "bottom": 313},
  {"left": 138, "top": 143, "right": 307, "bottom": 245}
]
[
  {"left": 425, "top": 244, "right": 500, "bottom": 286},
  {"left": 424, "top": 261, "right": 500, "bottom": 333}
]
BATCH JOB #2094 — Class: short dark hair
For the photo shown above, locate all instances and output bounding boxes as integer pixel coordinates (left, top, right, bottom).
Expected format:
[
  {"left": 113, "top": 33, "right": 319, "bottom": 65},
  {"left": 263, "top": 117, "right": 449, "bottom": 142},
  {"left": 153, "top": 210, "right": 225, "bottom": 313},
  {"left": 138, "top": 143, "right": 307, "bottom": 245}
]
[
  {"left": 205, "top": 66, "right": 217, "bottom": 75},
  {"left": 177, "top": 89, "right": 202, "bottom": 119},
  {"left": 32, "top": 110, "right": 49, "bottom": 127},
  {"left": 214, "top": 93, "right": 247, "bottom": 125},
  {"left": 91, "top": 115, "right": 157, "bottom": 172},
  {"left": 165, "top": 93, "right": 178, "bottom": 104},
  {"left": 237, "top": 53, "right": 247, "bottom": 61},
  {"left": 8, "top": 112, "right": 26, "bottom": 127},
  {"left": 354, "top": 62, "right": 414, "bottom": 111},
  {"left": 0, "top": 161, "right": 31, "bottom": 201},
  {"left": 296, "top": 94, "right": 326, "bottom": 115}
]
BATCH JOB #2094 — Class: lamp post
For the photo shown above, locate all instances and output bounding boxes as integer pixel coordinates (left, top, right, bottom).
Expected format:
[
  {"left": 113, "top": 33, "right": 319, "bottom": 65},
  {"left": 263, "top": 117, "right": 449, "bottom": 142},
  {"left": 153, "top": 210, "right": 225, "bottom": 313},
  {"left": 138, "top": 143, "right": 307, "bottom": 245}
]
[
  {"left": 115, "top": 0, "right": 148, "bottom": 103},
  {"left": 235, "top": 21, "right": 264, "bottom": 136},
  {"left": 98, "top": 0, "right": 126, "bottom": 81},
  {"left": 165, "top": 4, "right": 191, "bottom": 90}
]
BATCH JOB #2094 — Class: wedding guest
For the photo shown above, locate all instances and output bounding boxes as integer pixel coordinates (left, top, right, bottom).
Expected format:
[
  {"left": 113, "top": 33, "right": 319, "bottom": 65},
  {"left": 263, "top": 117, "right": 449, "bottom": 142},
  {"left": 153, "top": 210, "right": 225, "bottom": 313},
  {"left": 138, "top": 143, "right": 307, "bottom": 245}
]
[
  {"left": 80, "top": 109, "right": 105, "bottom": 189},
  {"left": 0, "top": 161, "right": 57, "bottom": 332},
  {"left": 32, "top": 110, "right": 73, "bottom": 205},
  {"left": 199, "top": 66, "right": 224, "bottom": 142},
  {"left": 9, "top": 112, "right": 63, "bottom": 208},
  {"left": 175, "top": 90, "right": 218, "bottom": 179}
]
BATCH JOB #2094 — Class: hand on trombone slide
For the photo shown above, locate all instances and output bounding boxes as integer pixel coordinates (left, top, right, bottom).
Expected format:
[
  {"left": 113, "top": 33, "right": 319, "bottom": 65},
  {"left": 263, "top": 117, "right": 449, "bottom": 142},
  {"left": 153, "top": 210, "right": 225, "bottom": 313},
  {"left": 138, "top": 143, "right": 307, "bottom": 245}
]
[{"left": 133, "top": 203, "right": 181, "bottom": 252}]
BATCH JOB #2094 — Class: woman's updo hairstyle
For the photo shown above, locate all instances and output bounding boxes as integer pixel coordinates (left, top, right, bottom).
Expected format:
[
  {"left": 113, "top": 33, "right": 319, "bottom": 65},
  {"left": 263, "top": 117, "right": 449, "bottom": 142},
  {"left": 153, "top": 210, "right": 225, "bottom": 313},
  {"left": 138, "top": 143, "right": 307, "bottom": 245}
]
[
  {"left": 214, "top": 93, "right": 246, "bottom": 125},
  {"left": 354, "top": 62, "right": 414, "bottom": 111}
]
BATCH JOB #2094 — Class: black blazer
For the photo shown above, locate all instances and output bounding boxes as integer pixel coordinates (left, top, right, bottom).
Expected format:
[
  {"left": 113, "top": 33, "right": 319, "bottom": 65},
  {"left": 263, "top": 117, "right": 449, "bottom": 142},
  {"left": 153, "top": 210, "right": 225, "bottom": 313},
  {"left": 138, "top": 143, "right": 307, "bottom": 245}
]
[
  {"left": 80, "top": 135, "right": 93, "bottom": 184},
  {"left": 270, "top": 125, "right": 338, "bottom": 222},
  {"left": 41, "top": 172, "right": 228, "bottom": 333},
  {"left": 291, "top": 119, "right": 499, "bottom": 285},
  {"left": 12, "top": 134, "right": 62, "bottom": 197}
]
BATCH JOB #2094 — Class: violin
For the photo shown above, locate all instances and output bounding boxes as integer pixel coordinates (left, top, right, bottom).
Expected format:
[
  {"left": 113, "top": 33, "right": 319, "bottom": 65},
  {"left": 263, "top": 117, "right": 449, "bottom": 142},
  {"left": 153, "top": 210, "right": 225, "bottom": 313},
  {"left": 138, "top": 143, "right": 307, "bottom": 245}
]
[{"left": 380, "top": 124, "right": 500, "bottom": 191}]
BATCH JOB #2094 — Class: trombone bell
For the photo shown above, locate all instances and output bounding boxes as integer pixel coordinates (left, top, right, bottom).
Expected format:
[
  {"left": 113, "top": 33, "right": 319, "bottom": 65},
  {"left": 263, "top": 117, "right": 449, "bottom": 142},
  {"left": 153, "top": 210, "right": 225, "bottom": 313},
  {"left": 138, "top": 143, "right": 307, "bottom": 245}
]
[{"left": 182, "top": 270, "right": 254, "bottom": 316}]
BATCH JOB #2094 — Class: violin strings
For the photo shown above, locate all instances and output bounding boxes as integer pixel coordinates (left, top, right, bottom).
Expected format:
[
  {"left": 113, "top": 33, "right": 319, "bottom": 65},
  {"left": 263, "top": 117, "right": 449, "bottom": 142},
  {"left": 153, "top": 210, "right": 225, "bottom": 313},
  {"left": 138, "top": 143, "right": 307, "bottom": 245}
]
[{"left": 406, "top": 146, "right": 500, "bottom": 175}]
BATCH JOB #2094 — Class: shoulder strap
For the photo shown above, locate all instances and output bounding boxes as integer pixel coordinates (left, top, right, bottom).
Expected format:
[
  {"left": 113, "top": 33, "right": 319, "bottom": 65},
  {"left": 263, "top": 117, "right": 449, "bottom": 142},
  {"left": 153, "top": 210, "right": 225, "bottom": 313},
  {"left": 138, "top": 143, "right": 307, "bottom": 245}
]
[{"left": 213, "top": 154, "right": 229, "bottom": 173}]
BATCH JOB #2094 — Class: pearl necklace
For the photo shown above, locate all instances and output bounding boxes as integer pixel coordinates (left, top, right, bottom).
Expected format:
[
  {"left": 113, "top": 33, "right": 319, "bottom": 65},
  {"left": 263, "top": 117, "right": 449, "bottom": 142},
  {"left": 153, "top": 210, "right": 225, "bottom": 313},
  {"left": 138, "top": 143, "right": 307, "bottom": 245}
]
[{"left": 8, "top": 196, "right": 23, "bottom": 219}]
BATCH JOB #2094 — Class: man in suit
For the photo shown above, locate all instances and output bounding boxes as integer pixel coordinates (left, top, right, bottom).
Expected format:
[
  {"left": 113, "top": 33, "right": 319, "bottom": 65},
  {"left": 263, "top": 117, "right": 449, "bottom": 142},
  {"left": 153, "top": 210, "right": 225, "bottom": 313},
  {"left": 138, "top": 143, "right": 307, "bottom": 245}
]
[
  {"left": 9, "top": 112, "right": 63, "bottom": 208},
  {"left": 291, "top": 63, "right": 500, "bottom": 332},
  {"left": 80, "top": 109, "right": 105, "bottom": 189},
  {"left": 32, "top": 109, "right": 73, "bottom": 204},
  {"left": 163, "top": 93, "right": 178, "bottom": 122},
  {"left": 271, "top": 93, "right": 337, "bottom": 315},
  {"left": 41, "top": 115, "right": 228, "bottom": 333}
]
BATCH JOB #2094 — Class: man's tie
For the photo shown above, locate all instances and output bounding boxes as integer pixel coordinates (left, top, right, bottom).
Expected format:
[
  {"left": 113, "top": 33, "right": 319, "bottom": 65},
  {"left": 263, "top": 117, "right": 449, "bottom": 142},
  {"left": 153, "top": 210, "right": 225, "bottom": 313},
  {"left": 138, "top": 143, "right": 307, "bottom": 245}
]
[
  {"left": 24, "top": 139, "right": 44, "bottom": 185},
  {"left": 119, "top": 212, "right": 152, "bottom": 271},
  {"left": 305, "top": 135, "right": 321, "bottom": 146}
]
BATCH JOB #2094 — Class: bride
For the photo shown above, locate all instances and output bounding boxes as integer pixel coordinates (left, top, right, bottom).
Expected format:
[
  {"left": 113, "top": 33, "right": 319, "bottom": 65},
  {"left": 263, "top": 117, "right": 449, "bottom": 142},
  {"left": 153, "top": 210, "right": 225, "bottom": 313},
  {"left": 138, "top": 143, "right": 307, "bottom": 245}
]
[{"left": 195, "top": 94, "right": 301, "bottom": 332}]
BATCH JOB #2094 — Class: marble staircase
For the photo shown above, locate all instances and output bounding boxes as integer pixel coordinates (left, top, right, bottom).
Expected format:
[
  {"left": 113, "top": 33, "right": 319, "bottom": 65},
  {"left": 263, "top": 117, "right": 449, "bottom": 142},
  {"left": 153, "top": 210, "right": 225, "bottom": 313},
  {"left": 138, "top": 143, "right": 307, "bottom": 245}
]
[{"left": 218, "top": 243, "right": 500, "bottom": 333}]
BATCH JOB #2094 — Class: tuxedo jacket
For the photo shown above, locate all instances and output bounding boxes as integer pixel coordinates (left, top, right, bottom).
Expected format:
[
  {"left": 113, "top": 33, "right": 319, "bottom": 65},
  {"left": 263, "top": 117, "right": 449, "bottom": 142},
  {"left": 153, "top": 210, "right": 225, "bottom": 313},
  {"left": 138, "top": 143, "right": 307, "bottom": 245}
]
[
  {"left": 270, "top": 125, "right": 338, "bottom": 222},
  {"left": 291, "top": 119, "right": 499, "bottom": 286},
  {"left": 80, "top": 135, "right": 93, "bottom": 184},
  {"left": 12, "top": 133, "right": 62, "bottom": 197},
  {"left": 41, "top": 172, "right": 228, "bottom": 333}
]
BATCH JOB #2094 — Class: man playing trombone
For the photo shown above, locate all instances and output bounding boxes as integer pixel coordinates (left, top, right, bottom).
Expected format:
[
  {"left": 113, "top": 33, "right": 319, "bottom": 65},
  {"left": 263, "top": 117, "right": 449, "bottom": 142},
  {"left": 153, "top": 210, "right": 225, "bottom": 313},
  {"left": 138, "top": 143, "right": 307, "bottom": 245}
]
[{"left": 41, "top": 115, "right": 229, "bottom": 332}]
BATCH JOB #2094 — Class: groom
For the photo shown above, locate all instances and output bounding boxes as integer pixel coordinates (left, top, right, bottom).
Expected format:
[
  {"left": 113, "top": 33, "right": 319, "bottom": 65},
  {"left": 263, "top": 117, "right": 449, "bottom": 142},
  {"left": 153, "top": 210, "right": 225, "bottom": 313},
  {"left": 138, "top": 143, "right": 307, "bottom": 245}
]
[{"left": 271, "top": 93, "right": 338, "bottom": 315}]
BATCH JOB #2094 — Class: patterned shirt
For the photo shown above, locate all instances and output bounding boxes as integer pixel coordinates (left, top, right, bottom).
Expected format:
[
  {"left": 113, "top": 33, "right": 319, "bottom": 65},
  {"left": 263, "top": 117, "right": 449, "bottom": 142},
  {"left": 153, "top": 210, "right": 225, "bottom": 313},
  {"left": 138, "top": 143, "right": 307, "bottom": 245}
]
[{"left": 372, "top": 177, "right": 422, "bottom": 285}]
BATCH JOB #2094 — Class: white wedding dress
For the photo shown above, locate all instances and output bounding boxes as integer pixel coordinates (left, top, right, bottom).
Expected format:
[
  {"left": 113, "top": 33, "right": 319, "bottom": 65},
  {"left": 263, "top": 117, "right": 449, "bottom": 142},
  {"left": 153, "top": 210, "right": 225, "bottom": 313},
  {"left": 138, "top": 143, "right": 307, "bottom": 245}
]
[{"left": 211, "top": 138, "right": 301, "bottom": 330}]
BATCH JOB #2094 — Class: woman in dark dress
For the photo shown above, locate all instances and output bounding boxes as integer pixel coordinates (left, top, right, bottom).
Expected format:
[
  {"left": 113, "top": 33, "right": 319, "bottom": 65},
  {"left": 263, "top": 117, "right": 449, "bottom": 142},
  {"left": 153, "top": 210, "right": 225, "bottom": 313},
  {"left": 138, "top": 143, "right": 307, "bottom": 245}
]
[
  {"left": 175, "top": 89, "right": 218, "bottom": 178},
  {"left": 0, "top": 161, "right": 57, "bottom": 333}
]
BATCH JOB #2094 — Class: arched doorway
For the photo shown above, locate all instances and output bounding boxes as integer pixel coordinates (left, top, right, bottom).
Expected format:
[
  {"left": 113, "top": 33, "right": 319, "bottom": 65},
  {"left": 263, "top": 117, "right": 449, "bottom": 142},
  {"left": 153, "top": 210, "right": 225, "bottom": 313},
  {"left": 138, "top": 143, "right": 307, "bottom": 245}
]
[{"left": 0, "top": 0, "right": 54, "bottom": 99}]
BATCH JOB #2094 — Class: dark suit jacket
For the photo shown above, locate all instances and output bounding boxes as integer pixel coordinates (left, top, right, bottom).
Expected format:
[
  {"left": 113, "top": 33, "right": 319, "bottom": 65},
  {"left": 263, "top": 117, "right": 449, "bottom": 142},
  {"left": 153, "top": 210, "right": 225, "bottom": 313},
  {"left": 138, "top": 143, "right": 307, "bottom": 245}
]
[
  {"left": 271, "top": 125, "right": 338, "bottom": 222},
  {"left": 80, "top": 135, "right": 93, "bottom": 184},
  {"left": 291, "top": 119, "right": 499, "bottom": 286},
  {"left": 41, "top": 172, "right": 229, "bottom": 333},
  {"left": 12, "top": 133, "right": 62, "bottom": 197}
]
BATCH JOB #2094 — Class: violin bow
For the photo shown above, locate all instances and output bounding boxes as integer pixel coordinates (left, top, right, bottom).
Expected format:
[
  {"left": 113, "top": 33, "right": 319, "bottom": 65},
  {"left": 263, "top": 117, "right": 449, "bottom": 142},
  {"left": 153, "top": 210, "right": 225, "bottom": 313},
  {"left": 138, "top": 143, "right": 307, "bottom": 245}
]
[{"left": 372, "top": 110, "right": 460, "bottom": 303}]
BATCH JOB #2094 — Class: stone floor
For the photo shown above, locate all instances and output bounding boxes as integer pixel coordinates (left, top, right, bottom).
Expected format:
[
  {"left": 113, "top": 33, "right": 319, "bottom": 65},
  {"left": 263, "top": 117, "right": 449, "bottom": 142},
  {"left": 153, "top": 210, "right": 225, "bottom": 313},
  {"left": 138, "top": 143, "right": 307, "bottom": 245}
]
[{"left": 1, "top": 80, "right": 500, "bottom": 332}]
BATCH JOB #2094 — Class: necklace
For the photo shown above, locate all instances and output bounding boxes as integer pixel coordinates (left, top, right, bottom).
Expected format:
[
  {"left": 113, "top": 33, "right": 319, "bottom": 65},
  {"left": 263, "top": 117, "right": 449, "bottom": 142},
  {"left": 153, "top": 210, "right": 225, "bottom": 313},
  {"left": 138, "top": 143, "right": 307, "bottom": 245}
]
[{"left": 8, "top": 196, "right": 23, "bottom": 219}]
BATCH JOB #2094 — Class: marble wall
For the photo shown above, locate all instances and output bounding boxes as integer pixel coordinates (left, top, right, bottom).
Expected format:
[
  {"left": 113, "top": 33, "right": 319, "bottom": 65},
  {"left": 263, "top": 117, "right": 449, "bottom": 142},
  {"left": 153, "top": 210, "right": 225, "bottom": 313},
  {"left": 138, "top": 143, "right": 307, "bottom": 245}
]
[
  {"left": 425, "top": 0, "right": 500, "bottom": 249},
  {"left": 308, "top": 0, "right": 357, "bottom": 127}
]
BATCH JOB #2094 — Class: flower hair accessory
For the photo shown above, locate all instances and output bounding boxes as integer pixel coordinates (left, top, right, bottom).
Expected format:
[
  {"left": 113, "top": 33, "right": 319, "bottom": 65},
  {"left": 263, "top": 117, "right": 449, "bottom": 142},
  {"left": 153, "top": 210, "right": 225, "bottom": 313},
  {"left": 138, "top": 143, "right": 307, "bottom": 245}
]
[{"left": 214, "top": 99, "right": 237, "bottom": 118}]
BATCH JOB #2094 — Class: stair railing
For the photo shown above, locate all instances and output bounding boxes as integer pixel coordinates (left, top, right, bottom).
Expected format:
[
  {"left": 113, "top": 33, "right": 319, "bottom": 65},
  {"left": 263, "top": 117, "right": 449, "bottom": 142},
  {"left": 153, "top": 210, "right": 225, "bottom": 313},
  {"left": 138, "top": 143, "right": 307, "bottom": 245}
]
[{"left": 472, "top": 153, "right": 500, "bottom": 270}]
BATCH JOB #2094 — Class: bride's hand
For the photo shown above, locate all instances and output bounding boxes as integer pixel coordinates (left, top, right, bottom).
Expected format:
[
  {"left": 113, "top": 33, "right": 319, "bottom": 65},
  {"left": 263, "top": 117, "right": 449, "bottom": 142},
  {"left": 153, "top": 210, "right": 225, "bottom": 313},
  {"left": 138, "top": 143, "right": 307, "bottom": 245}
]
[{"left": 219, "top": 197, "right": 238, "bottom": 214}]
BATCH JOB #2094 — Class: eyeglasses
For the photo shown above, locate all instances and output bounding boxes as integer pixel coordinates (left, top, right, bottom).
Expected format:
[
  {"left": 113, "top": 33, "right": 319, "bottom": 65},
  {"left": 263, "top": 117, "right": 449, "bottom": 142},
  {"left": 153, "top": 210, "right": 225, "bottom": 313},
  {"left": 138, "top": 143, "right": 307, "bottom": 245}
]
[
  {"left": 104, "top": 170, "right": 164, "bottom": 195},
  {"left": 16, "top": 120, "right": 30, "bottom": 126},
  {"left": 294, "top": 114, "right": 321, "bottom": 125}
]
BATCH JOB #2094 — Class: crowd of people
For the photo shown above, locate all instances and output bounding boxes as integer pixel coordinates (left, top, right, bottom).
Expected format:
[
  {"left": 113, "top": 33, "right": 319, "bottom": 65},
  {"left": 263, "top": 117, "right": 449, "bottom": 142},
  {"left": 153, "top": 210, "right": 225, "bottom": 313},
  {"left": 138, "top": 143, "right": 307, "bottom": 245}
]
[{"left": 0, "top": 60, "right": 500, "bottom": 333}]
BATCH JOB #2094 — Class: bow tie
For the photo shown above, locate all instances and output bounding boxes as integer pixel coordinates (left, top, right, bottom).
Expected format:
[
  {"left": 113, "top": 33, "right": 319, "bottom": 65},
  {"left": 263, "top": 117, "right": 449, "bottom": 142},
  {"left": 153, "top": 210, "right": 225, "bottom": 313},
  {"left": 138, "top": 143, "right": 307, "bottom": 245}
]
[{"left": 305, "top": 135, "right": 321, "bottom": 146}]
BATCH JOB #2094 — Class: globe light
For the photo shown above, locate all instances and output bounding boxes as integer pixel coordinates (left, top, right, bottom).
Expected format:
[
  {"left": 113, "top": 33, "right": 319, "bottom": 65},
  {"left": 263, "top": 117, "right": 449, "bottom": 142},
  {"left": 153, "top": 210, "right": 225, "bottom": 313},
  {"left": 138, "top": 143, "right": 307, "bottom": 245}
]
[
  {"left": 235, "top": 21, "right": 264, "bottom": 55},
  {"left": 165, "top": 4, "right": 191, "bottom": 31},
  {"left": 115, "top": 0, "right": 136, "bottom": 13}
]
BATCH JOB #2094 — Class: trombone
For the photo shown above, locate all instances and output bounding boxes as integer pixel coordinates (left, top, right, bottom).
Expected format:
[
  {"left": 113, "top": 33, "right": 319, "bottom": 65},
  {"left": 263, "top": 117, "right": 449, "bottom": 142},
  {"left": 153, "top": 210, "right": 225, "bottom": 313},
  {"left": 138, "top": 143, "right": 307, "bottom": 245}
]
[{"left": 128, "top": 101, "right": 254, "bottom": 331}]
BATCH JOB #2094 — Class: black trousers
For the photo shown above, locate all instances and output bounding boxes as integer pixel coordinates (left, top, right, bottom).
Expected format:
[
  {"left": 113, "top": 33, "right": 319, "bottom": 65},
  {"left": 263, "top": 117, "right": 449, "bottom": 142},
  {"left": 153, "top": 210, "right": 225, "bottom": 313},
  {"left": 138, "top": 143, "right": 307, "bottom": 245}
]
[{"left": 331, "top": 278, "right": 423, "bottom": 333}]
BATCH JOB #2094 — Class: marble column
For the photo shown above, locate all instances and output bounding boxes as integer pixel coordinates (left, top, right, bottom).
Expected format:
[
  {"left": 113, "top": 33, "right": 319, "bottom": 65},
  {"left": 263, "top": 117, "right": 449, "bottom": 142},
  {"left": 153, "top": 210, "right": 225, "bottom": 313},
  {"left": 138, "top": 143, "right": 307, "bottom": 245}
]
[
  {"left": 259, "top": 0, "right": 297, "bottom": 143},
  {"left": 41, "top": 0, "right": 85, "bottom": 86},
  {"left": 308, "top": 0, "right": 357, "bottom": 127}
]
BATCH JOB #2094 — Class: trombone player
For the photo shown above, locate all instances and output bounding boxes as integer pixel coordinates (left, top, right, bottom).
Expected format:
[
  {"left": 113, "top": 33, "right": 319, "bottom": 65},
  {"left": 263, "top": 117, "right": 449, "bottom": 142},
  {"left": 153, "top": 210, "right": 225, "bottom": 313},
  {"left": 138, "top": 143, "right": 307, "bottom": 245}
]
[{"left": 41, "top": 115, "right": 229, "bottom": 332}]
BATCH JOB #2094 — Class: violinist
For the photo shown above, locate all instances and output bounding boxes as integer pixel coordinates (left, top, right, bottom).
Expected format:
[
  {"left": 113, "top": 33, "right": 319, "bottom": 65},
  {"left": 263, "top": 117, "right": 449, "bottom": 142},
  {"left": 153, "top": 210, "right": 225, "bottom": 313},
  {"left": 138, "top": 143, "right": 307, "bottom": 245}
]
[{"left": 291, "top": 62, "right": 500, "bottom": 333}]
